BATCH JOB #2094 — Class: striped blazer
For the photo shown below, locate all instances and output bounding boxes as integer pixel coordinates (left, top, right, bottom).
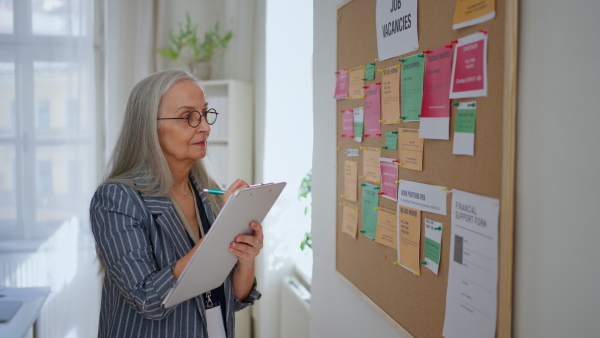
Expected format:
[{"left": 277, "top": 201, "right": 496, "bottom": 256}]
[{"left": 89, "top": 176, "right": 261, "bottom": 338}]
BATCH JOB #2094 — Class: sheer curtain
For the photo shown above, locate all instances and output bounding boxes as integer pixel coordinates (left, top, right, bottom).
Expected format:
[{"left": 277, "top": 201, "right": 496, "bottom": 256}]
[
  {"left": 0, "top": 0, "right": 101, "bottom": 337},
  {"left": 103, "top": 0, "right": 163, "bottom": 158}
]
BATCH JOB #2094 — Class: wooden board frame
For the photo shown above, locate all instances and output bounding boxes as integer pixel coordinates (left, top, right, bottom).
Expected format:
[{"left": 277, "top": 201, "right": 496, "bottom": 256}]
[{"left": 335, "top": 0, "right": 517, "bottom": 337}]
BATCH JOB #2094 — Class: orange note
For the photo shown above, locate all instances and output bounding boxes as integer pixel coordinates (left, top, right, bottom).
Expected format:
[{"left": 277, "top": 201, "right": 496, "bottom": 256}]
[
  {"left": 344, "top": 160, "right": 358, "bottom": 202},
  {"left": 348, "top": 67, "right": 365, "bottom": 99},
  {"left": 381, "top": 66, "right": 400, "bottom": 124},
  {"left": 397, "top": 205, "right": 421, "bottom": 274},
  {"left": 362, "top": 147, "right": 382, "bottom": 182},
  {"left": 453, "top": 0, "right": 496, "bottom": 29},
  {"left": 375, "top": 208, "right": 397, "bottom": 249},
  {"left": 398, "top": 128, "right": 424, "bottom": 171},
  {"left": 341, "top": 205, "right": 359, "bottom": 239}
]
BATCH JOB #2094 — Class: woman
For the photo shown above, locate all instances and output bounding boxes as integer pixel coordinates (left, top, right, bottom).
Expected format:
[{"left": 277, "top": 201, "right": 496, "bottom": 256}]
[{"left": 90, "top": 70, "right": 262, "bottom": 338}]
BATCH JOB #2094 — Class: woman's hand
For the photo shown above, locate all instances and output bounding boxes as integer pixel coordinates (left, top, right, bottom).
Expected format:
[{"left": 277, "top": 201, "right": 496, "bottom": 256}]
[
  {"left": 222, "top": 178, "right": 249, "bottom": 207},
  {"left": 229, "top": 221, "right": 263, "bottom": 266}
]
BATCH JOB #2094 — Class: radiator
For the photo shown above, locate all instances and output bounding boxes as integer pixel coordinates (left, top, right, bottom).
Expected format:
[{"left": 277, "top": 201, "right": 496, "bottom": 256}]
[
  {"left": 0, "top": 220, "right": 102, "bottom": 338},
  {"left": 280, "top": 275, "right": 311, "bottom": 338}
]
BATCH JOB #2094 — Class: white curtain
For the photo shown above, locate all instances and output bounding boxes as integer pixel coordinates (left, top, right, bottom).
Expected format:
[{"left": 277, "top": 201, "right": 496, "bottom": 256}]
[{"left": 102, "top": 0, "right": 164, "bottom": 161}]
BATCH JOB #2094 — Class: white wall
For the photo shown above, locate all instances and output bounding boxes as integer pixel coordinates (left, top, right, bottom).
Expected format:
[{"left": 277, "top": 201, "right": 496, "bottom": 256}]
[
  {"left": 310, "top": 1, "right": 406, "bottom": 337},
  {"left": 514, "top": 1, "right": 600, "bottom": 337},
  {"left": 311, "top": 0, "right": 600, "bottom": 337}
]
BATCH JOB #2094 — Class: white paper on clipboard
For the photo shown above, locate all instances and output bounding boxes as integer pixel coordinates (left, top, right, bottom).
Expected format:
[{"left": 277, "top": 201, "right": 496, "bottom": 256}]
[{"left": 162, "top": 182, "right": 286, "bottom": 308}]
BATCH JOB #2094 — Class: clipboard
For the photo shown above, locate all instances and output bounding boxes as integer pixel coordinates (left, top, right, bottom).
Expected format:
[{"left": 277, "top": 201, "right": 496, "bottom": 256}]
[{"left": 163, "top": 182, "right": 286, "bottom": 308}]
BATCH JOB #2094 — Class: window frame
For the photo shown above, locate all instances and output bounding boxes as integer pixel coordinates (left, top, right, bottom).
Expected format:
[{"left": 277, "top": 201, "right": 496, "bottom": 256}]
[{"left": 0, "top": 0, "right": 96, "bottom": 240}]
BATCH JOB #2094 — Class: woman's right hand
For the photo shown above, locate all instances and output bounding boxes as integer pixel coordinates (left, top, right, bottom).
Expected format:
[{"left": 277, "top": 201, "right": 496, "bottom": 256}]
[{"left": 222, "top": 178, "right": 249, "bottom": 207}]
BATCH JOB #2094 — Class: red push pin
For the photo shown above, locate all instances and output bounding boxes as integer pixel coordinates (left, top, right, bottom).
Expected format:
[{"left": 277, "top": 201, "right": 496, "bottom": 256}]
[{"left": 479, "top": 29, "right": 488, "bottom": 34}]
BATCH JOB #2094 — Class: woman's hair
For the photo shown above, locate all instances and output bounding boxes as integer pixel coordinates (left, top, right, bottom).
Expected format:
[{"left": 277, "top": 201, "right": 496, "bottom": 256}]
[{"left": 104, "top": 69, "right": 223, "bottom": 214}]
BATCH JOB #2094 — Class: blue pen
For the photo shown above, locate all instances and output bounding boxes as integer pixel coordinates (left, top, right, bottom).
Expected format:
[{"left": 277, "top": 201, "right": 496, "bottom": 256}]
[{"left": 203, "top": 188, "right": 225, "bottom": 195}]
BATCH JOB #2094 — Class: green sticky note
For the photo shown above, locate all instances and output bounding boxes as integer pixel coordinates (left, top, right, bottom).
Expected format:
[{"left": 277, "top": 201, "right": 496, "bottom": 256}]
[
  {"left": 354, "top": 122, "right": 364, "bottom": 140},
  {"left": 401, "top": 54, "right": 425, "bottom": 121},
  {"left": 425, "top": 237, "right": 441, "bottom": 264},
  {"left": 455, "top": 108, "right": 476, "bottom": 133},
  {"left": 361, "top": 184, "right": 379, "bottom": 240},
  {"left": 385, "top": 132, "right": 398, "bottom": 150},
  {"left": 364, "top": 63, "right": 376, "bottom": 81}
]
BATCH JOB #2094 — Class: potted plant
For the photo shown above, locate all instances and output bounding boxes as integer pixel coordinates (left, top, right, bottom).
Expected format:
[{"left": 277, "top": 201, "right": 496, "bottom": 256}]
[{"left": 158, "top": 11, "right": 233, "bottom": 80}]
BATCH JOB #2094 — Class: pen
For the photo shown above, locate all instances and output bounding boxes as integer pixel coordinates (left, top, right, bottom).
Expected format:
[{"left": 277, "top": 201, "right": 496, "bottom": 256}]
[{"left": 203, "top": 188, "right": 225, "bottom": 195}]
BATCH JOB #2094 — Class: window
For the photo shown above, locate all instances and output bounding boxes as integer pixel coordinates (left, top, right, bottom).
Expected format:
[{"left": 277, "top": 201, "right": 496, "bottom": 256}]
[
  {"left": 0, "top": 0, "right": 95, "bottom": 239},
  {"left": 37, "top": 160, "right": 52, "bottom": 195},
  {"left": 36, "top": 97, "right": 50, "bottom": 129},
  {"left": 66, "top": 97, "right": 78, "bottom": 128}
]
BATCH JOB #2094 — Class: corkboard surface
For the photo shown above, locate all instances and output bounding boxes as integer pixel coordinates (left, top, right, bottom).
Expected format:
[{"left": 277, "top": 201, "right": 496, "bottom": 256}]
[{"left": 335, "top": 1, "right": 517, "bottom": 337}]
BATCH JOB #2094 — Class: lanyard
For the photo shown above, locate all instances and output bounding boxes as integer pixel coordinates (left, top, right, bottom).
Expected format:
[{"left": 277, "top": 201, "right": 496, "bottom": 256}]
[
  {"left": 169, "top": 182, "right": 218, "bottom": 311},
  {"left": 169, "top": 181, "right": 204, "bottom": 244}
]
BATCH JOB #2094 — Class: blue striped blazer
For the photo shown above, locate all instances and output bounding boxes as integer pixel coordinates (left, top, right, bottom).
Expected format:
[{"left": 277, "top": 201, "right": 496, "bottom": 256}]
[{"left": 89, "top": 176, "right": 261, "bottom": 337}]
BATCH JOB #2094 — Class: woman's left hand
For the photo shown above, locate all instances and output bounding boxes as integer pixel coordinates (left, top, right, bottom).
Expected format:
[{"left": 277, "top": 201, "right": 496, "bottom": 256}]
[{"left": 229, "top": 221, "right": 263, "bottom": 265}]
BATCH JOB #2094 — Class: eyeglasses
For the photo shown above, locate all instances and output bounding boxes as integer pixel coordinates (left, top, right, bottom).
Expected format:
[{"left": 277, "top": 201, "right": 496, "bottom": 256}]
[{"left": 157, "top": 109, "right": 218, "bottom": 127}]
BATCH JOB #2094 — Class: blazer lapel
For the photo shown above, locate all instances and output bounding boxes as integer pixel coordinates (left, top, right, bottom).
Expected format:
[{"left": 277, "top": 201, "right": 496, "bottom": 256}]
[
  {"left": 141, "top": 193, "right": 193, "bottom": 260},
  {"left": 190, "top": 176, "right": 217, "bottom": 225}
]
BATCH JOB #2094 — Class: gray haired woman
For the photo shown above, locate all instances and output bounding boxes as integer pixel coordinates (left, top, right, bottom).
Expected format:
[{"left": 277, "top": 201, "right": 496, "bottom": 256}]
[{"left": 90, "top": 70, "right": 262, "bottom": 338}]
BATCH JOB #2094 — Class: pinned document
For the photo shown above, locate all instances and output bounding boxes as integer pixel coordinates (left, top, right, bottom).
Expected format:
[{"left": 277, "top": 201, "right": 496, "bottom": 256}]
[
  {"left": 453, "top": 101, "right": 477, "bottom": 156},
  {"left": 450, "top": 31, "right": 488, "bottom": 99},
  {"left": 334, "top": 69, "right": 349, "bottom": 99},
  {"left": 400, "top": 54, "right": 425, "bottom": 121},
  {"left": 420, "top": 45, "right": 453, "bottom": 140},
  {"left": 443, "top": 190, "right": 499, "bottom": 338},
  {"left": 424, "top": 218, "right": 443, "bottom": 275},
  {"left": 342, "top": 205, "right": 359, "bottom": 239},
  {"left": 396, "top": 205, "right": 421, "bottom": 274},
  {"left": 381, "top": 66, "right": 401, "bottom": 124},
  {"left": 361, "top": 184, "right": 380, "bottom": 240},
  {"left": 364, "top": 83, "right": 382, "bottom": 137},
  {"left": 375, "top": 208, "right": 397, "bottom": 249},
  {"left": 353, "top": 107, "right": 365, "bottom": 142},
  {"left": 348, "top": 67, "right": 365, "bottom": 99}
]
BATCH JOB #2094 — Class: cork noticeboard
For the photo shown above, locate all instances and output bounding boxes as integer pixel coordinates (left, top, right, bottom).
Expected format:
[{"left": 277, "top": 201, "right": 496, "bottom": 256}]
[{"left": 335, "top": 1, "right": 517, "bottom": 337}]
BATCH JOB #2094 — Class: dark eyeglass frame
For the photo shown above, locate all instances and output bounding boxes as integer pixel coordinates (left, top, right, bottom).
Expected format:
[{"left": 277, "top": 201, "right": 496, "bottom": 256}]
[{"left": 157, "top": 108, "right": 218, "bottom": 127}]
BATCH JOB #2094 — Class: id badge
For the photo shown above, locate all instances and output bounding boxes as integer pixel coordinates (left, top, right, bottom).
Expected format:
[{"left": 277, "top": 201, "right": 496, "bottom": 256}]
[{"left": 206, "top": 305, "right": 226, "bottom": 338}]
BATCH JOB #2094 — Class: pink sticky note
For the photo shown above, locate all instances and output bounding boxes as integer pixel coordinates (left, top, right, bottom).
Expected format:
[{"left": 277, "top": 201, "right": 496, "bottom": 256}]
[
  {"left": 450, "top": 32, "right": 488, "bottom": 98},
  {"left": 420, "top": 45, "right": 454, "bottom": 140},
  {"left": 364, "top": 83, "right": 381, "bottom": 137},
  {"left": 422, "top": 45, "right": 453, "bottom": 118},
  {"left": 342, "top": 109, "right": 354, "bottom": 138},
  {"left": 334, "top": 70, "right": 349, "bottom": 99},
  {"left": 379, "top": 158, "right": 398, "bottom": 201}
]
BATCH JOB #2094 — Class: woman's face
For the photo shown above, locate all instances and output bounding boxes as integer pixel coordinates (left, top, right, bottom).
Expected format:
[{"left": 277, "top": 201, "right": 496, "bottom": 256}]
[{"left": 157, "top": 80, "right": 210, "bottom": 169}]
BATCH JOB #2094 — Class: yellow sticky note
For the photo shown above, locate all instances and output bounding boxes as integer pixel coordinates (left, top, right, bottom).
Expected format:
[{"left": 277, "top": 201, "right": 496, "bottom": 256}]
[
  {"left": 342, "top": 205, "right": 359, "bottom": 239},
  {"left": 362, "top": 147, "right": 382, "bottom": 182},
  {"left": 453, "top": 0, "right": 496, "bottom": 29},
  {"left": 344, "top": 160, "right": 358, "bottom": 202},
  {"left": 381, "top": 66, "right": 400, "bottom": 124},
  {"left": 375, "top": 208, "right": 397, "bottom": 249},
  {"left": 381, "top": 66, "right": 401, "bottom": 125},
  {"left": 397, "top": 205, "right": 421, "bottom": 274},
  {"left": 398, "top": 128, "right": 424, "bottom": 171},
  {"left": 348, "top": 67, "right": 365, "bottom": 100}
]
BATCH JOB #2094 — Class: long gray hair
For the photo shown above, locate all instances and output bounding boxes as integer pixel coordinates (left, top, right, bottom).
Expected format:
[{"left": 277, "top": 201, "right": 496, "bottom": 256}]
[{"left": 104, "top": 69, "right": 222, "bottom": 214}]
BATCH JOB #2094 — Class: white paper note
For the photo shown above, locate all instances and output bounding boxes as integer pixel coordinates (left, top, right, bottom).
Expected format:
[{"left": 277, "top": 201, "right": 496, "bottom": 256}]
[
  {"left": 397, "top": 180, "right": 447, "bottom": 215},
  {"left": 424, "top": 218, "right": 443, "bottom": 275},
  {"left": 353, "top": 107, "right": 364, "bottom": 142},
  {"left": 443, "top": 190, "right": 499, "bottom": 338},
  {"left": 375, "top": 0, "right": 419, "bottom": 61}
]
